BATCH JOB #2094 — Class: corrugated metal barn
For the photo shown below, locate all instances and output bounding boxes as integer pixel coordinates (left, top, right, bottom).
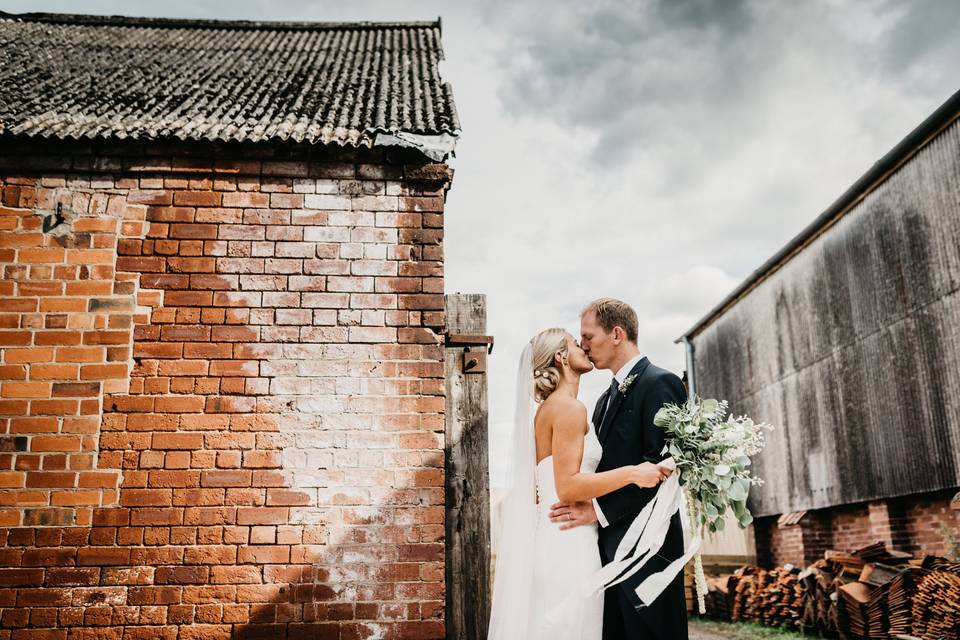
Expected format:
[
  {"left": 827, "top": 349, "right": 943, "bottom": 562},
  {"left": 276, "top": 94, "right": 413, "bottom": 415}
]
[{"left": 681, "top": 90, "right": 960, "bottom": 566}]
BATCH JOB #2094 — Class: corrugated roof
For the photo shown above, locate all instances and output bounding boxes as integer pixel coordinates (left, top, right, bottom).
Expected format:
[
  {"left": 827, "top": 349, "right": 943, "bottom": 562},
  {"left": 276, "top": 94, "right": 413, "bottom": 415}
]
[{"left": 0, "top": 12, "right": 460, "bottom": 157}]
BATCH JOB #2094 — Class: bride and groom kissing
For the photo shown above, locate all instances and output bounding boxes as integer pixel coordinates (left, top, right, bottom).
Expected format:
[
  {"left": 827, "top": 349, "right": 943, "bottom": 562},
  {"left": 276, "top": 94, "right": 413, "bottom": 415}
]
[{"left": 488, "top": 298, "right": 689, "bottom": 640}]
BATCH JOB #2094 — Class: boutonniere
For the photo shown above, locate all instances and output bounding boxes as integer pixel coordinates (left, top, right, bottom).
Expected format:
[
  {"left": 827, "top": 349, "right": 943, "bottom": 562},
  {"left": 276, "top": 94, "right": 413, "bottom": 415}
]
[{"left": 618, "top": 374, "right": 638, "bottom": 395}]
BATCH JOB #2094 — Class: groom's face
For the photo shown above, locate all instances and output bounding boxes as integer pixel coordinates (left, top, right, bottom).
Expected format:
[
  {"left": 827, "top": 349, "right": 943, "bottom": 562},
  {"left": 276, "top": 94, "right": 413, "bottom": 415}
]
[{"left": 580, "top": 311, "right": 615, "bottom": 370}]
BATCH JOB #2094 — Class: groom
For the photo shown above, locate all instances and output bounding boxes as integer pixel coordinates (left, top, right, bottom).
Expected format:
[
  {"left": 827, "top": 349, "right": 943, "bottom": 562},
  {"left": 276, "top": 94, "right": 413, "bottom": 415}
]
[{"left": 549, "top": 298, "right": 688, "bottom": 640}]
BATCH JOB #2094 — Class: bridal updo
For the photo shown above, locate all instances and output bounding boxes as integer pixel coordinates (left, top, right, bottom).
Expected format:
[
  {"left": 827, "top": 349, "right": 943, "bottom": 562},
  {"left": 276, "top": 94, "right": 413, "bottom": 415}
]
[{"left": 530, "top": 328, "right": 568, "bottom": 403}]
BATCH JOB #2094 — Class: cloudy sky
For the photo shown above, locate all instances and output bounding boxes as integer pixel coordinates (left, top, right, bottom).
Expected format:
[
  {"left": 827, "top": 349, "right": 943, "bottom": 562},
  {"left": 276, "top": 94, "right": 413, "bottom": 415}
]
[{"left": 9, "top": 0, "right": 960, "bottom": 486}]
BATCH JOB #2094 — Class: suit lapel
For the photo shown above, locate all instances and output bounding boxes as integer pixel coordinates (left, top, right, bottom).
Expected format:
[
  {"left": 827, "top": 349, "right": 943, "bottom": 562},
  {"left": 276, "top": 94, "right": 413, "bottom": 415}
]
[
  {"left": 598, "top": 357, "right": 651, "bottom": 446},
  {"left": 598, "top": 388, "right": 624, "bottom": 445},
  {"left": 593, "top": 388, "right": 609, "bottom": 435}
]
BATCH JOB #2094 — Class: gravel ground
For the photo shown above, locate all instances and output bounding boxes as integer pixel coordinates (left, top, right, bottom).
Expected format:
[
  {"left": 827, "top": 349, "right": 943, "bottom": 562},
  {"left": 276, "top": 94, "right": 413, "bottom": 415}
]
[
  {"left": 689, "top": 620, "right": 729, "bottom": 639},
  {"left": 688, "top": 619, "right": 806, "bottom": 639}
]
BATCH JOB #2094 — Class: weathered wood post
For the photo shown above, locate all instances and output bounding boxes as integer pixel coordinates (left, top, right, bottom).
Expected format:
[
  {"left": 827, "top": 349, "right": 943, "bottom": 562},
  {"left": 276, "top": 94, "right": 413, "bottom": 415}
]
[{"left": 444, "top": 294, "right": 492, "bottom": 640}]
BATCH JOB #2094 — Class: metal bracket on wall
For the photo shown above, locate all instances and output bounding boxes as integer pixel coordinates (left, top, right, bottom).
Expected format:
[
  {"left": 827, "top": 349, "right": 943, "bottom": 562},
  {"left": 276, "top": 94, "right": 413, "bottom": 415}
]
[
  {"left": 42, "top": 203, "right": 67, "bottom": 233},
  {"left": 444, "top": 333, "right": 494, "bottom": 374}
]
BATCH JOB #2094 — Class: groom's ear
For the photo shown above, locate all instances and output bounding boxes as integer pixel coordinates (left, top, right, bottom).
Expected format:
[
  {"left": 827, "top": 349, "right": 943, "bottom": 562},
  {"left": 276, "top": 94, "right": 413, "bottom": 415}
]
[{"left": 611, "top": 326, "right": 625, "bottom": 344}]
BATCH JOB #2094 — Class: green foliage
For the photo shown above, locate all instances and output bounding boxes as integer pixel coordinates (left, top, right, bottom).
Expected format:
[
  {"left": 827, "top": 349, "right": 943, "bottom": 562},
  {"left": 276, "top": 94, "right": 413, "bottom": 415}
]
[
  {"left": 690, "top": 619, "right": 806, "bottom": 639},
  {"left": 655, "top": 396, "right": 772, "bottom": 533}
]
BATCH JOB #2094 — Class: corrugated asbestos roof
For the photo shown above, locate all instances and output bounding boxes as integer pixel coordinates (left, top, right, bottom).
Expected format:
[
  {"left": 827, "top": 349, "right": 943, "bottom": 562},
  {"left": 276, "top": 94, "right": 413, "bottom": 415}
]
[{"left": 0, "top": 12, "right": 460, "bottom": 158}]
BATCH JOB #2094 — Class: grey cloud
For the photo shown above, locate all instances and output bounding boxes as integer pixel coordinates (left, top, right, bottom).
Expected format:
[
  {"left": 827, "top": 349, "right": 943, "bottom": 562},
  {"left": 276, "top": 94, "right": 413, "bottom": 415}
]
[
  {"left": 878, "top": 0, "right": 960, "bottom": 76},
  {"left": 490, "top": 0, "right": 960, "bottom": 190},
  {"left": 494, "top": 0, "right": 766, "bottom": 169},
  {"left": 652, "top": 0, "right": 751, "bottom": 33}
]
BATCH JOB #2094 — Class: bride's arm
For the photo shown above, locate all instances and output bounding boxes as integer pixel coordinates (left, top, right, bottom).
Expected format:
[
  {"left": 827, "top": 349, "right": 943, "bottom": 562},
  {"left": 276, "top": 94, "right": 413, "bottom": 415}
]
[{"left": 551, "top": 401, "right": 663, "bottom": 503}]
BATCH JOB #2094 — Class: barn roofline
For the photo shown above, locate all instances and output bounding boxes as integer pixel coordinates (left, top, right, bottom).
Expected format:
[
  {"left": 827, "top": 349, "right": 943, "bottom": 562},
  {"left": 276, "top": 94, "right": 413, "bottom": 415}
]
[
  {"left": 0, "top": 11, "right": 441, "bottom": 31},
  {"left": 677, "top": 87, "right": 960, "bottom": 343}
]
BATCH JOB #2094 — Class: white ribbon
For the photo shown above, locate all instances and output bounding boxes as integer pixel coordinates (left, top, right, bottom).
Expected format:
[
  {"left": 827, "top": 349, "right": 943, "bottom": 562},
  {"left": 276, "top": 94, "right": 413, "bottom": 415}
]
[{"left": 545, "top": 465, "right": 701, "bottom": 623}]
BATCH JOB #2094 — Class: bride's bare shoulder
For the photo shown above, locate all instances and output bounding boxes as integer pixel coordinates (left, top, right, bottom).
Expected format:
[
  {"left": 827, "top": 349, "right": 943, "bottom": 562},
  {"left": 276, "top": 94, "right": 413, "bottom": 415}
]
[{"left": 538, "top": 396, "right": 587, "bottom": 423}]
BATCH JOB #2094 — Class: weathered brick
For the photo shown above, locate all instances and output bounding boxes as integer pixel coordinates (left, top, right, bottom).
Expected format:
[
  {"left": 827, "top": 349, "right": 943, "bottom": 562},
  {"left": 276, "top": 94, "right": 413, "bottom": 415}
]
[
  {"left": 222, "top": 192, "right": 269, "bottom": 208},
  {"left": 237, "top": 546, "right": 289, "bottom": 565},
  {"left": 236, "top": 507, "right": 288, "bottom": 525},
  {"left": 201, "top": 470, "right": 251, "bottom": 488},
  {"left": 76, "top": 547, "right": 130, "bottom": 566},
  {"left": 0, "top": 148, "right": 451, "bottom": 639},
  {"left": 127, "top": 586, "right": 183, "bottom": 605},
  {"left": 173, "top": 191, "right": 221, "bottom": 207},
  {"left": 152, "top": 433, "right": 204, "bottom": 450},
  {"left": 170, "top": 224, "right": 217, "bottom": 239},
  {"left": 155, "top": 566, "right": 209, "bottom": 584}
]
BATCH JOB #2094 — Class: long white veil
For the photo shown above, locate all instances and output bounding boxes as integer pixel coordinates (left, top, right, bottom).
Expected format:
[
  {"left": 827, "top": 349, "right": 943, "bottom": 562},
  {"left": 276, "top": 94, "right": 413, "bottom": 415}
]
[{"left": 487, "top": 342, "right": 537, "bottom": 640}]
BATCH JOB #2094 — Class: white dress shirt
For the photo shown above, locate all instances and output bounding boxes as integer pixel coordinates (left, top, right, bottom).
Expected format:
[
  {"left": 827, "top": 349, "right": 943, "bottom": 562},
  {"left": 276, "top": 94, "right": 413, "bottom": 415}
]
[{"left": 593, "top": 354, "right": 643, "bottom": 527}]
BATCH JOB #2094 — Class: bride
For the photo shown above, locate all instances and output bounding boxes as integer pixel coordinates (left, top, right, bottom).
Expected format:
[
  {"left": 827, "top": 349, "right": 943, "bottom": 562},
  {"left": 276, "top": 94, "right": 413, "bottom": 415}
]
[{"left": 488, "top": 328, "right": 670, "bottom": 640}]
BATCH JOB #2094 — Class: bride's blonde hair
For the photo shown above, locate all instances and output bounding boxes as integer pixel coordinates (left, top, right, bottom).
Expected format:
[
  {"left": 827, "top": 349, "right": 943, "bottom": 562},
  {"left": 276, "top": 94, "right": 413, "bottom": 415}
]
[{"left": 530, "top": 328, "right": 568, "bottom": 403}]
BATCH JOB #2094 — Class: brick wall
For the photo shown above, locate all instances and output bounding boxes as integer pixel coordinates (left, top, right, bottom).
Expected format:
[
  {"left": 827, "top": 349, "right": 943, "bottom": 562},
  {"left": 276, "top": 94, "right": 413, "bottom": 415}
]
[
  {"left": 0, "top": 140, "right": 450, "bottom": 639},
  {"left": 754, "top": 519, "right": 802, "bottom": 567},
  {"left": 755, "top": 511, "right": 831, "bottom": 568},
  {"left": 755, "top": 489, "right": 959, "bottom": 568},
  {"left": 895, "top": 490, "right": 958, "bottom": 556}
]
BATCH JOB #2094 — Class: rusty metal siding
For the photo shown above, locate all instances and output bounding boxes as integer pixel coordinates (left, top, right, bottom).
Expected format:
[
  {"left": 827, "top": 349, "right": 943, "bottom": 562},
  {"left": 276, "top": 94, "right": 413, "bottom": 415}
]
[{"left": 691, "top": 118, "right": 960, "bottom": 517}]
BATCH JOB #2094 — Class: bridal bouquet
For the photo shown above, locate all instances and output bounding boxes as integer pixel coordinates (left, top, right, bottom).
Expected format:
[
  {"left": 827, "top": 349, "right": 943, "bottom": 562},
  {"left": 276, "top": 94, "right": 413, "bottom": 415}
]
[{"left": 654, "top": 397, "right": 773, "bottom": 613}]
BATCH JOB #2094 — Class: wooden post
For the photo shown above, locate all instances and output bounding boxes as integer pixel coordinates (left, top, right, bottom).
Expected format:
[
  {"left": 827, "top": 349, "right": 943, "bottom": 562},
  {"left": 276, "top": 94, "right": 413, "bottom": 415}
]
[{"left": 444, "top": 294, "right": 491, "bottom": 640}]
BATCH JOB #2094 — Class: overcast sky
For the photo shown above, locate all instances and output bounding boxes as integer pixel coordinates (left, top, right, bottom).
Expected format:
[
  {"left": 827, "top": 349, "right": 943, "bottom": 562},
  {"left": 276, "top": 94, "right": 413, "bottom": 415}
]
[{"left": 9, "top": 0, "right": 960, "bottom": 486}]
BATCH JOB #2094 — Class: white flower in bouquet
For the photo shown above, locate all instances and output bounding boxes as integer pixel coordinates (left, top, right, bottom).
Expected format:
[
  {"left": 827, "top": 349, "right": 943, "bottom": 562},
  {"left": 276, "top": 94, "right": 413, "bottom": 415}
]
[{"left": 654, "top": 395, "right": 773, "bottom": 613}]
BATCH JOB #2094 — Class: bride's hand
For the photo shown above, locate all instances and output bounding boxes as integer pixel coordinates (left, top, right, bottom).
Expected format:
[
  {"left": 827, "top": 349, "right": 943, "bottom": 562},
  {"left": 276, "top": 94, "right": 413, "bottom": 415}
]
[{"left": 628, "top": 462, "right": 667, "bottom": 488}]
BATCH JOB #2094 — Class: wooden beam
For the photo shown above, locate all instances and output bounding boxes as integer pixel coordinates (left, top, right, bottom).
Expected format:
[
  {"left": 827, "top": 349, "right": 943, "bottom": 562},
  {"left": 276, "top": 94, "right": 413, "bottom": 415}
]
[{"left": 444, "top": 293, "right": 491, "bottom": 640}]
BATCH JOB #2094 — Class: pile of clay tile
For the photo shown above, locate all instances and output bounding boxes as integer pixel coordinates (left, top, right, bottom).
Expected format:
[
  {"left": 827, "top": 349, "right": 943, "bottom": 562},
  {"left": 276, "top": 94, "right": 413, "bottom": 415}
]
[{"left": 695, "top": 542, "right": 960, "bottom": 639}]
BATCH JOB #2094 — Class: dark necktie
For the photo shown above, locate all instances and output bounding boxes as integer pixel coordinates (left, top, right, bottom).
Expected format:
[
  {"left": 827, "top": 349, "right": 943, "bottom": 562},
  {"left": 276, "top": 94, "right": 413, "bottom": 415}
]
[{"left": 599, "top": 377, "right": 619, "bottom": 434}]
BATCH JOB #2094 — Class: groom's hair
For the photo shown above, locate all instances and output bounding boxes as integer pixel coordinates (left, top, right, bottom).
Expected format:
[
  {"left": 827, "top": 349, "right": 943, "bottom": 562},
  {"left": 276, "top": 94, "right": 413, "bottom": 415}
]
[{"left": 582, "top": 298, "right": 638, "bottom": 344}]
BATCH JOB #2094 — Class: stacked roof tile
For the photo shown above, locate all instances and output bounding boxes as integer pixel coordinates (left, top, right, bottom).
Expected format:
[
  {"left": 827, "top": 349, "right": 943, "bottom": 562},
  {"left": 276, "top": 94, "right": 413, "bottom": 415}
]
[{"left": 0, "top": 12, "right": 460, "bottom": 156}]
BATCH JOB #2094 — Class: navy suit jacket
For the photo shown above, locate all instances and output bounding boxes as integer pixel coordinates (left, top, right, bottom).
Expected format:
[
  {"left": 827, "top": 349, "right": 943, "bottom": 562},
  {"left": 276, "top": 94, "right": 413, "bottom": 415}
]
[{"left": 592, "top": 356, "right": 688, "bottom": 638}]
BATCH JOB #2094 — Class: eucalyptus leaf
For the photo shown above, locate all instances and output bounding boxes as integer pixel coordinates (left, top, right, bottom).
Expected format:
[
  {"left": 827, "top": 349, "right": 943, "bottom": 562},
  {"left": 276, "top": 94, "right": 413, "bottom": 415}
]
[
  {"left": 727, "top": 478, "right": 749, "bottom": 502},
  {"left": 653, "top": 396, "right": 769, "bottom": 542},
  {"left": 702, "top": 399, "right": 719, "bottom": 416}
]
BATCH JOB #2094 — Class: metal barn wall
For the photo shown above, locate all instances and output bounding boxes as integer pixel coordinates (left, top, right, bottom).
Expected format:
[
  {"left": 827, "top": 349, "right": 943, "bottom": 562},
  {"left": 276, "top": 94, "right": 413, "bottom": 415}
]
[{"left": 690, "top": 117, "right": 960, "bottom": 517}]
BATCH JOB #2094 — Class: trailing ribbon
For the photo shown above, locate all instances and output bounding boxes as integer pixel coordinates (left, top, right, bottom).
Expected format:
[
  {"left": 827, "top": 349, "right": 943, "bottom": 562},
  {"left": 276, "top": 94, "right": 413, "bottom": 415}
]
[{"left": 545, "top": 467, "right": 701, "bottom": 624}]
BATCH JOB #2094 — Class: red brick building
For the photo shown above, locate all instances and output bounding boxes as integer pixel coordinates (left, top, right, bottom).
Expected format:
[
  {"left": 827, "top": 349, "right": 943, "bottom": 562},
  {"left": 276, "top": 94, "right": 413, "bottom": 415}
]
[{"left": 0, "top": 12, "right": 459, "bottom": 639}]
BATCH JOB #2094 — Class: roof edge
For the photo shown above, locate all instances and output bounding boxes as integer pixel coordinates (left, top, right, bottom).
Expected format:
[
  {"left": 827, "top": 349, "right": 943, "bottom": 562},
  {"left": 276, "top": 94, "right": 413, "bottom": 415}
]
[
  {"left": 0, "top": 11, "right": 441, "bottom": 31},
  {"left": 677, "top": 87, "right": 960, "bottom": 343},
  {"left": 0, "top": 127, "right": 459, "bottom": 163}
]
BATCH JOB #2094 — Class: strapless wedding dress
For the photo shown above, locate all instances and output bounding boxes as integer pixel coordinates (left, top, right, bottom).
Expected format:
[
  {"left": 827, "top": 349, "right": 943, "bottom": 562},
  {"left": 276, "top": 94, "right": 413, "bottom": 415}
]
[{"left": 529, "top": 428, "right": 605, "bottom": 640}]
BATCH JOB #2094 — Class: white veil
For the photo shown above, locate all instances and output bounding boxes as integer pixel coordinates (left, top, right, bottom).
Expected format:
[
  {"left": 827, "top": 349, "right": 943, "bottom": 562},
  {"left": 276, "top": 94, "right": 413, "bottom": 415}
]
[{"left": 487, "top": 342, "right": 537, "bottom": 640}]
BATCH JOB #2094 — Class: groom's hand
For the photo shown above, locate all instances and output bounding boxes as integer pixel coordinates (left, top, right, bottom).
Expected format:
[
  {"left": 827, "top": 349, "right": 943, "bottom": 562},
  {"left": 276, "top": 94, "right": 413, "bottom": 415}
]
[{"left": 549, "top": 500, "right": 598, "bottom": 530}]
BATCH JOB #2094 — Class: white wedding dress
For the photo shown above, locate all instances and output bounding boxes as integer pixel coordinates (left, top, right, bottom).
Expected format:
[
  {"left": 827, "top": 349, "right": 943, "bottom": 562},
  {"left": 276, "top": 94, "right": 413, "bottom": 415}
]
[
  {"left": 529, "top": 427, "right": 605, "bottom": 640},
  {"left": 489, "top": 345, "right": 699, "bottom": 640}
]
